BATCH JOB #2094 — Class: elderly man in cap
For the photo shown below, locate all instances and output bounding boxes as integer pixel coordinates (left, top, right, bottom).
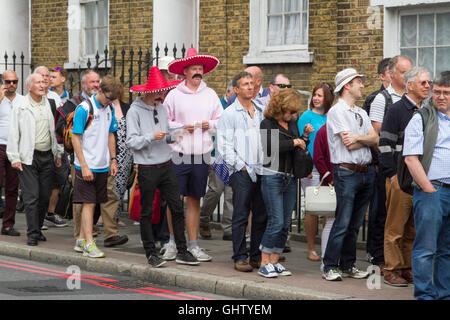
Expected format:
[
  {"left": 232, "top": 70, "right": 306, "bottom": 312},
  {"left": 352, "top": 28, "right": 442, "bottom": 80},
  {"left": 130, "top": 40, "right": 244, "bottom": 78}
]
[
  {"left": 322, "top": 68, "right": 378, "bottom": 281},
  {"left": 127, "top": 66, "right": 199, "bottom": 268},
  {"left": 163, "top": 48, "right": 223, "bottom": 262}
]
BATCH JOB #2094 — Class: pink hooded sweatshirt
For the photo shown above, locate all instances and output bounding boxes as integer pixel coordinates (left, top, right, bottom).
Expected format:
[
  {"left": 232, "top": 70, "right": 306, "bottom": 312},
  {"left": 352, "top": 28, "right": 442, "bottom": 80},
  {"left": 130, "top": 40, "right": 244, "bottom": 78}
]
[{"left": 164, "top": 80, "right": 223, "bottom": 155}]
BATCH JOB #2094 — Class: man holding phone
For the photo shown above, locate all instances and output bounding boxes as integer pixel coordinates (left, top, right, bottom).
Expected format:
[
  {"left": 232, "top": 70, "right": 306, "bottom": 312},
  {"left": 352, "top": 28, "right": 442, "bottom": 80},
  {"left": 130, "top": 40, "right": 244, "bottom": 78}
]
[{"left": 0, "top": 71, "right": 24, "bottom": 236}]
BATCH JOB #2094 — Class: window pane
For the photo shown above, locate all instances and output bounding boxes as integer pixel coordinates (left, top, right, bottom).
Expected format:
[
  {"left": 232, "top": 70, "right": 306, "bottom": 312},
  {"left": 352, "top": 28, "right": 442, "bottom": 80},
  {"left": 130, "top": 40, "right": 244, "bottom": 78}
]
[
  {"left": 98, "top": 0, "right": 108, "bottom": 27},
  {"left": 418, "top": 47, "right": 434, "bottom": 78},
  {"left": 85, "top": 29, "right": 96, "bottom": 55},
  {"left": 285, "top": 14, "right": 301, "bottom": 45},
  {"left": 437, "top": 13, "right": 450, "bottom": 45},
  {"left": 419, "top": 14, "right": 434, "bottom": 47},
  {"left": 286, "top": 0, "right": 300, "bottom": 12},
  {"left": 268, "top": 0, "right": 283, "bottom": 14},
  {"left": 401, "top": 48, "right": 417, "bottom": 66},
  {"left": 436, "top": 47, "right": 450, "bottom": 75},
  {"left": 98, "top": 27, "right": 108, "bottom": 52},
  {"left": 303, "top": 0, "right": 308, "bottom": 12},
  {"left": 401, "top": 15, "right": 417, "bottom": 47},
  {"left": 268, "top": 16, "right": 283, "bottom": 46},
  {"left": 84, "top": 2, "right": 96, "bottom": 28},
  {"left": 302, "top": 12, "right": 308, "bottom": 44}
]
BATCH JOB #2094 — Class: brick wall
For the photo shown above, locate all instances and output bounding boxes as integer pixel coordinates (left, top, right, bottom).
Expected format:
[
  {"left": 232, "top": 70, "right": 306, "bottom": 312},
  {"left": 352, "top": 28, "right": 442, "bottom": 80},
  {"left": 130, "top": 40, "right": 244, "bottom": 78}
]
[
  {"left": 31, "top": 0, "right": 68, "bottom": 70},
  {"left": 337, "top": 0, "right": 384, "bottom": 99},
  {"left": 30, "top": 0, "right": 384, "bottom": 102}
]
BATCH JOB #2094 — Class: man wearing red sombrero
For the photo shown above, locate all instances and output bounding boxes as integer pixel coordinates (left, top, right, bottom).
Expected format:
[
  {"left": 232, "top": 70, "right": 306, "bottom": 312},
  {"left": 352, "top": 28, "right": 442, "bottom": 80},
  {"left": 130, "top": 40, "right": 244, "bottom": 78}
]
[
  {"left": 164, "top": 48, "right": 223, "bottom": 262},
  {"left": 126, "top": 66, "right": 200, "bottom": 268}
]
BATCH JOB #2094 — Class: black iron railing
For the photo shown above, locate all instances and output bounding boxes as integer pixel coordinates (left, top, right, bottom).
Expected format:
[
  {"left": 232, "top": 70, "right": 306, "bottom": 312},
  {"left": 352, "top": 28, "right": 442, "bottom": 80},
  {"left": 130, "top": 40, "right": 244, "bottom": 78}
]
[{"left": 0, "top": 51, "right": 33, "bottom": 95}]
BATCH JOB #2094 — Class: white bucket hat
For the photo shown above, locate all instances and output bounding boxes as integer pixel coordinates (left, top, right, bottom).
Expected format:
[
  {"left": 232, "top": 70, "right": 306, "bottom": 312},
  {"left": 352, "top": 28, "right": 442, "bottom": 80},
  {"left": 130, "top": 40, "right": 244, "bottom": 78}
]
[
  {"left": 157, "top": 55, "right": 175, "bottom": 71},
  {"left": 334, "top": 68, "right": 366, "bottom": 94}
]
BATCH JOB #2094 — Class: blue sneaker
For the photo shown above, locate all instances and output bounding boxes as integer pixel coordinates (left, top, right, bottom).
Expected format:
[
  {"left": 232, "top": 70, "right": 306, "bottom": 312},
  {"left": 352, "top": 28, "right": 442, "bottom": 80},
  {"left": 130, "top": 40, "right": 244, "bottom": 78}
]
[
  {"left": 258, "top": 263, "right": 278, "bottom": 278},
  {"left": 273, "top": 263, "right": 292, "bottom": 276}
]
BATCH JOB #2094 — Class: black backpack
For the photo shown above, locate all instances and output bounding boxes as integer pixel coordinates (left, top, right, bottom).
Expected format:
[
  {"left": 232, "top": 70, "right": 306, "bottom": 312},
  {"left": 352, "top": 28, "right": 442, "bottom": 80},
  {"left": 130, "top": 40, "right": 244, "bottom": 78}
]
[
  {"left": 362, "top": 89, "right": 393, "bottom": 165},
  {"left": 397, "top": 107, "right": 430, "bottom": 195},
  {"left": 362, "top": 89, "right": 393, "bottom": 118}
]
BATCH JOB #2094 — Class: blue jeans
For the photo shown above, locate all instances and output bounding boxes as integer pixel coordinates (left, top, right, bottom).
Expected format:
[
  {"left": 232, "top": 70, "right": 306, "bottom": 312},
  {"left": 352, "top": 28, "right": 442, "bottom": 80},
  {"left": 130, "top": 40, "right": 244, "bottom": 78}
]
[
  {"left": 323, "top": 165, "right": 375, "bottom": 272},
  {"left": 230, "top": 171, "right": 267, "bottom": 262},
  {"left": 260, "top": 173, "right": 297, "bottom": 254},
  {"left": 412, "top": 185, "right": 450, "bottom": 300}
]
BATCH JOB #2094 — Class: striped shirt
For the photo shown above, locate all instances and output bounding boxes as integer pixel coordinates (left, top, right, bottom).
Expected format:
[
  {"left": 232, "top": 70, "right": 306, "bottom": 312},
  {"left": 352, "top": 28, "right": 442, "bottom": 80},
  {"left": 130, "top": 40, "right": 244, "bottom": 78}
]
[
  {"left": 369, "top": 84, "right": 402, "bottom": 123},
  {"left": 403, "top": 110, "right": 450, "bottom": 184},
  {"left": 326, "top": 98, "right": 373, "bottom": 165}
]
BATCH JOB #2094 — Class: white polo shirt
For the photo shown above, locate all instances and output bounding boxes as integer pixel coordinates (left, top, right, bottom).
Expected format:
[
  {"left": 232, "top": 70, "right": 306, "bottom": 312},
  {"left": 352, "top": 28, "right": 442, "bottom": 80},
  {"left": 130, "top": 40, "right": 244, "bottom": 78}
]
[
  {"left": 326, "top": 98, "right": 373, "bottom": 165},
  {"left": 0, "top": 94, "right": 25, "bottom": 145},
  {"left": 369, "top": 84, "right": 402, "bottom": 123}
]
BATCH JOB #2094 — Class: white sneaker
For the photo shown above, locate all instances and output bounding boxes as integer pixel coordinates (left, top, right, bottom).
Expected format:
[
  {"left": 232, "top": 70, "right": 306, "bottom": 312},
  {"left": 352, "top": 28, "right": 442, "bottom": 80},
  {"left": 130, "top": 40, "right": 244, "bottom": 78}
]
[
  {"left": 162, "top": 242, "right": 177, "bottom": 261},
  {"left": 188, "top": 246, "right": 212, "bottom": 262},
  {"left": 74, "top": 239, "right": 86, "bottom": 253},
  {"left": 83, "top": 242, "right": 105, "bottom": 258},
  {"left": 322, "top": 269, "right": 342, "bottom": 281},
  {"left": 341, "top": 266, "right": 369, "bottom": 279}
]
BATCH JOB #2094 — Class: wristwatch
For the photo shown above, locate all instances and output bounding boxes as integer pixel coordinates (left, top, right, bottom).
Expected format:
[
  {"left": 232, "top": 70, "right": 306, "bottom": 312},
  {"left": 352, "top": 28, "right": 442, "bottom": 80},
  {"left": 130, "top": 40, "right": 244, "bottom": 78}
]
[{"left": 110, "top": 157, "right": 117, "bottom": 161}]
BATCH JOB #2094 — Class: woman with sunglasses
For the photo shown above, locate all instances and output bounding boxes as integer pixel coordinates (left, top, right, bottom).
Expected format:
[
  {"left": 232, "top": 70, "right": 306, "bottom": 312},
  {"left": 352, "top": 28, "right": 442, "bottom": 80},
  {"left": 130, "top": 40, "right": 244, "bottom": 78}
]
[
  {"left": 257, "top": 89, "right": 307, "bottom": 278},
  {"left": 297, "top": 83, "right": 335, "bottom": 262}
]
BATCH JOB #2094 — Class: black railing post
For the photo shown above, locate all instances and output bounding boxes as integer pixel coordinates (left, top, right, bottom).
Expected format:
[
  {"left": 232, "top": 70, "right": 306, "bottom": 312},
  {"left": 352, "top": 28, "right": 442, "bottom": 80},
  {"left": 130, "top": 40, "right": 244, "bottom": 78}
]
[
  {"left": 164, "top": 43, "right": 169, "bottom": 57},
  {"left": 137, "top": 47, "right": 143, "bottom": 85},
  {"left": 104, "top": 46, "right": 109, "bottom": 74},
  {"left": 113, "top": 48, "right": 117, "bottom": 77},
  {"left": 12, "top": 52, "right": 16, "bottom": 71},
  {"left": 120, "top": 48, "right": 125, "bottom": 84},
  {"left": 20, "top": 52, "right": 25, "bottom": 95},
  {"left": 87, "top": 58, "right": 92, "bottom": 70},
  {"left": 155, "top": 43, "right": 160, "bottom": 67},
  {"left": 181, "top": 44, "right": 186, "bottom": 58},
  {"left": 69, "top": 73, "right": 74, "bottom": 97},
  {"left": 77, "top": 65, "right": 82, "bottom": 92},
  {"left": 128, "top": 48, "right": 134, "bottom": 105},
  {"left": 173, "top": 44, "right": 177, "bottom": 59},
  {"left": 95, "top": 51, "right": 100, "bottom": 72},
  {"left": 4, "top": 52, "right": 8, "bottom": 70},
  {"left": 145, "top": 49, "right": 151, "bottom": 76}
]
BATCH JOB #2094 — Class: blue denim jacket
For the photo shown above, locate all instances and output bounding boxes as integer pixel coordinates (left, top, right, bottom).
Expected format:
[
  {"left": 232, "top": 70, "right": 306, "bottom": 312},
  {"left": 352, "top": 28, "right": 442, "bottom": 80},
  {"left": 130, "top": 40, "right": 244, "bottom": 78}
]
[{"left": 217, "top": 97, "right": 265, "bottom": 182}]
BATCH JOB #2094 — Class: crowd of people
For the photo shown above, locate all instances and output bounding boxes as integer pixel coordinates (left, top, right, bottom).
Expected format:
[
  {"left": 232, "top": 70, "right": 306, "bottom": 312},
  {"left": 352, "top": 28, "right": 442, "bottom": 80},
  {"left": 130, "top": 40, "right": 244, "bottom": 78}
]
[{"left": 0, "top": 50, "right": 449, "bottom": 300}]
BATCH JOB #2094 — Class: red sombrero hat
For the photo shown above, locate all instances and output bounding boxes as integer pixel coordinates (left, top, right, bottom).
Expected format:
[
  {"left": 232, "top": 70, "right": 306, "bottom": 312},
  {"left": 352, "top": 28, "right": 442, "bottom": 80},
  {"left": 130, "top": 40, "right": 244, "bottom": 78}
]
[
  {"left": 130, "top": 66, "right": 176, "bottom": 93},
  {"left": 168, "top": 48, "right": 220, "bottom": 76}
]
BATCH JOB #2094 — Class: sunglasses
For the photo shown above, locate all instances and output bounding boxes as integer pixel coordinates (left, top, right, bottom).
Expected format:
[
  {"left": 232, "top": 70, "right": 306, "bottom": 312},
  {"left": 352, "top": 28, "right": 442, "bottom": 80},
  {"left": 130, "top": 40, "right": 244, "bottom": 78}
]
[
  {"left": 4, "top": 80, "right": 18, "bottom": 85},
  {"left": 104, "top": 95, "right": 115, "bottom": 101},
  {"left": 354, "top": 112, "right": 363, "bottom": 127},
  {"left": 153, "top": 109, "right": 159, "bottom": 125},
  {"left": 275, "top": 84, "right": 292, "bottom": 89}
]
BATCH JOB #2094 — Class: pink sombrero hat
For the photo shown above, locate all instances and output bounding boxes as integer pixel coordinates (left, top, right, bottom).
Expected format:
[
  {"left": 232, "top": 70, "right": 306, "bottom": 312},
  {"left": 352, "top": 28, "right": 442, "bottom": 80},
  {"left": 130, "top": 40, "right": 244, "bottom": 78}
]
[
  {"left": 168, "top": 48, "right": 220, "bottom": 76},
  {"left": 130, "top": 66, "right": 177, "bottom": 93}
]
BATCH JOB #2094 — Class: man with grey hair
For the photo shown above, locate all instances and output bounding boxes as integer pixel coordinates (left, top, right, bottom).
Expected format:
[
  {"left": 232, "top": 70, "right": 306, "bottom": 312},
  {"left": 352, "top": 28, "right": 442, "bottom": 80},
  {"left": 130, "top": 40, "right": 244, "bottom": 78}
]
[
  {"left": 34, "top": 66, "right": 62, "bottom": 107},
  {"left": 365, "top": 55, "right": 413, "bottom": 273},
  {"left": 220, "top": 80, "right": 233, "bottom": 109},
  {"left": 403, "top": 71, "right": 450, "bottom": 299},
  {"left": 379, "top": 67, "right": 431, "bottom": 287},
  {"left": 7, "top": 73, "right": 63, "bottom": 246}
]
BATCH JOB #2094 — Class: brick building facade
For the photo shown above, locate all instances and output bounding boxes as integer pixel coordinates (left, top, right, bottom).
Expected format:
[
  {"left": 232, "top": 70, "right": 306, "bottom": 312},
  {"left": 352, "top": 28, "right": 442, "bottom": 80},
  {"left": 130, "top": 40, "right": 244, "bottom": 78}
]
[{"left": 29, "top": 0, "right": 450, "bottom": 106}]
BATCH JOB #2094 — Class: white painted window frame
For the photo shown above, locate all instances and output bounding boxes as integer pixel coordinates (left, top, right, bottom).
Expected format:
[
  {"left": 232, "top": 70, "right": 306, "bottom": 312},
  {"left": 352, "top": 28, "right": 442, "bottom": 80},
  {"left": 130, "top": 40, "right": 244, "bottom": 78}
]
[
  {"left": 244, "top": 0, "right": 313, "bottom": 64},
  {"left": 370, "top": 0, "right": 450, "bottom": 59},
  {"left": 65, "top": 0, "right": 110, "bottom": 69}
]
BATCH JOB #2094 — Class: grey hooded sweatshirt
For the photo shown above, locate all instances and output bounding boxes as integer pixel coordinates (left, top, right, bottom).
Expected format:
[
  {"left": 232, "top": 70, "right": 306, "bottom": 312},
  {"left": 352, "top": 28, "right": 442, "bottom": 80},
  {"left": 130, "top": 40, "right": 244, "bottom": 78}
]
[{"left": 126, "top": 96, "right": 175, "bottom": 165}]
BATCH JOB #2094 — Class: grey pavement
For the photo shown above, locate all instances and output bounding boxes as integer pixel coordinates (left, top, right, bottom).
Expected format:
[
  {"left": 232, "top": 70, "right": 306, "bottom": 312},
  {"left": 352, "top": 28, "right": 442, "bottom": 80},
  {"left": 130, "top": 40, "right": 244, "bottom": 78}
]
[{"left": 0, "top": 211, "right": 415, "bottom": 300}]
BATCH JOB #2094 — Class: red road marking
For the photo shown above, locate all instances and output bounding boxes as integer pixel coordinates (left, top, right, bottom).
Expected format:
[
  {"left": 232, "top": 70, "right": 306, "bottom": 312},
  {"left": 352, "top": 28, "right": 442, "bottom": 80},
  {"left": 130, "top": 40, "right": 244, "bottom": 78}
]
[{"left": 0, "top": 259, "right": 212, "bottom": 300}]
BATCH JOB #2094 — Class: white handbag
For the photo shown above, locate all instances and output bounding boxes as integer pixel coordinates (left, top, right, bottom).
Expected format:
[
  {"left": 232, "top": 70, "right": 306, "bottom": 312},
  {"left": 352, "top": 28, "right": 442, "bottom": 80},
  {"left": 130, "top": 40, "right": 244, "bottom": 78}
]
[{"left": 304, "top": 172, "right": 336, "bottom": 217}]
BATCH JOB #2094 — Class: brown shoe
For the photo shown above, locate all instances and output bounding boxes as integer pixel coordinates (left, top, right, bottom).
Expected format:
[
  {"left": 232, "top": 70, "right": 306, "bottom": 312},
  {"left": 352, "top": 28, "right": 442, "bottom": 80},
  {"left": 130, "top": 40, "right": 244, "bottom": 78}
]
[
  {"left": 384, "top": 273, "right": 409, "bottom": 287},
  {"left": 401, "top": 270, "right": 414, "bottom": 283},
  {"left": 234, "top": 260, "right": 253, "bottom": 272},
  {"left": 249, "top": 260, "right": 261, "bottom": 269},
  {"left": 200, "top": 225, "right": 212, "bottom": 239}
]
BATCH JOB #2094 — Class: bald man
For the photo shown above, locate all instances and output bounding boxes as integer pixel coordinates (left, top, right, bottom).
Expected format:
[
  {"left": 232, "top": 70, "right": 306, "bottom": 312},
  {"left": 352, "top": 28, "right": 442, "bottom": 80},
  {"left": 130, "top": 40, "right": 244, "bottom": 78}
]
[
  {"left": 227, "top": 66, "right": 270, "bottom": 107},
  {"left": 0, "top": 70, "right": 24, "bottom": 236}
]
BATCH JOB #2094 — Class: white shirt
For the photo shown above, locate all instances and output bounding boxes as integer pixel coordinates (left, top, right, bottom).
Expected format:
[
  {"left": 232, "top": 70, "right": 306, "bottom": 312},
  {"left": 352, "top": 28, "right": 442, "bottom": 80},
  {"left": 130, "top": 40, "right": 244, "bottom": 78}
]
[
  {"left": 47, "top": 90, "right": 62, "bottom": 108},
  {"left": 369, "top": 84, "right": 402, "bottom": 123},
  {"left": 0, "top": 94, "right": 25, "bottom": 145},
  {"left": 327, "top": 98, "right": 373, "bottom": 165}
]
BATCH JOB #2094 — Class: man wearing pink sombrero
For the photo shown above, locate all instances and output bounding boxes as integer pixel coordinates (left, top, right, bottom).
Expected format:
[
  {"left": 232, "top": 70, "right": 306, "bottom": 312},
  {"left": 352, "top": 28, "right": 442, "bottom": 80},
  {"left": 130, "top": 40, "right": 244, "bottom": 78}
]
[
  {"left": 164, "top": 48, "right": 223, "bottom": 262},
  {"left": 126, "top": 66, "right": 200, "bottom": 268}
]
